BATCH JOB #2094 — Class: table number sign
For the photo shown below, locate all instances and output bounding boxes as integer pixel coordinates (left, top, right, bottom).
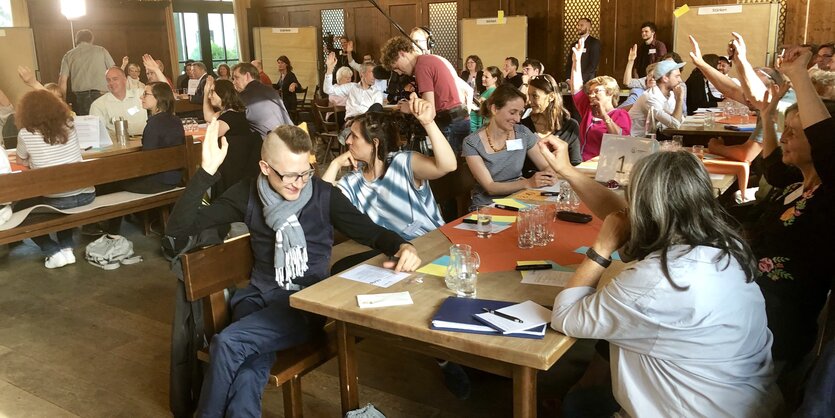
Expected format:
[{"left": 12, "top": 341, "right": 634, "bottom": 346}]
[{"left": 594, "top": 134, "right": 657, "bottom": 185}]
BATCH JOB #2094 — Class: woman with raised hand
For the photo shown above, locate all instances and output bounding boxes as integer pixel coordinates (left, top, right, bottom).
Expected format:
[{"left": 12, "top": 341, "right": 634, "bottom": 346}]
[
  {"left": 539, "top": 135, "right": 780, "bottom": 417},
  {"left": 747, "top": 46, "right": 835, "bottom": 377},
  {"left": 322, "top": 94, "right": 455, "bottom": 243},
  {"left": 570, "top": 38, "right": 631, "bottom": 160},
  {"left": 14, "top": 90, "right": 95, "bottom": 268},
  {"left": 462, "top": 85, "right": 556, "bottom": 208}
]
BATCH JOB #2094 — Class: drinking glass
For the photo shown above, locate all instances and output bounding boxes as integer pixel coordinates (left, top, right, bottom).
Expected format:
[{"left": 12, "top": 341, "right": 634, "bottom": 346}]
[
  {"left": 703, "top": 112, "right": 714, "bottom": 129},
  {"left": 517, "top": 207, "right": 534, "bottom": 249},
  {"left": 691, "top": 145, "right": 705, "bottom": 160},
  {"left": 475, "top": 206, "right": 493, "bottom": 239},
  {"left": 455, "top": 253, "right": 480, "bottom": 298},
  {"left": 671, "top": 135, "right": 684, "bottom": 150}
]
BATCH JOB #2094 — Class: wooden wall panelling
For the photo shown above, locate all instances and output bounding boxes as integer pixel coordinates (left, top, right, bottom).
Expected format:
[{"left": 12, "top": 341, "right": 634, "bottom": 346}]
[
  {"left": 805, "top": 0, "right": 833, "bottom": 44},
  {"left": 27, "top": 0, "right": 171, "bottom": 86},
  {"left": 350, "top": 6, "right": 382, "bottom": 60}
]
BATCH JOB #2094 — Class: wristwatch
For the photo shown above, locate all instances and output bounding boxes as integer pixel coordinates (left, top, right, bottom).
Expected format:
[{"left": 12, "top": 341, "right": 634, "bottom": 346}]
[{"left": 586, "top": 247, "right": 612, "bottom": 268}]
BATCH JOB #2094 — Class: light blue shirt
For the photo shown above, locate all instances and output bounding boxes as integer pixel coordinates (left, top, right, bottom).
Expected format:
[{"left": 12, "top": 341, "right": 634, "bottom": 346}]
[{"left": 552, "top": 245, "right": 781, "bottom": 417}]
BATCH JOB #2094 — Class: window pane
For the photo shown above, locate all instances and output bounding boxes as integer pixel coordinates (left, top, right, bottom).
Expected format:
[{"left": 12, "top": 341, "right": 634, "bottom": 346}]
[
  {"left": 0, "top": 0, "right": 12, "bottom": 26},
  {"left": 223, "top": 14, "right": 238, "bottom": 60},
  {"left": 208, "top": 13, "right": 225, "bottom": 61}
]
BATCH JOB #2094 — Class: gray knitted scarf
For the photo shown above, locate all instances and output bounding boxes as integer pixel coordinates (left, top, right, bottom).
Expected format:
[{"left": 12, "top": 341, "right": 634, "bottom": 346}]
[{"left": 256, "top": 174, "right": 313, "bottom": 289}]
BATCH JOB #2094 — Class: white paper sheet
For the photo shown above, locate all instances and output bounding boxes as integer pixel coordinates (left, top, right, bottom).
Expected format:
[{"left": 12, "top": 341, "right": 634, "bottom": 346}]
[
  {"left": 356, "top": 291, "right": 413, "bottom": 308},
  {"left": 74, "top": 115, "right": 112, "bottom": 149},
  {"left": 474, "top": 300, "right": 552, "bottom": 334},
  {"left": 520, "top": 269, "right": 574, "bottom": 287},
  {"left": 339, "top": 264, "right": 411, "bottom": 288},
  {"left": 453, "top": 222, "right": 512, "bottom": 234}
]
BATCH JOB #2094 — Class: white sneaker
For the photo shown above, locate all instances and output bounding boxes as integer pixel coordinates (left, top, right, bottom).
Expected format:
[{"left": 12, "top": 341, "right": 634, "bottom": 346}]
[
  {"left": 45, "top": 252, "right": 68, "bottom": 269},
  {"left": 61, "top": 248, "right": 76, "bottom": 265}
]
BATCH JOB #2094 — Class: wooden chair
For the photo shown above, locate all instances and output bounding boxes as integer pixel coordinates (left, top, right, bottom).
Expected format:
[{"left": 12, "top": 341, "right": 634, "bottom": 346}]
[
  {"left": 180, "top": 234, "right": 336, "bottom": 417},
  {"left": 312, "top": 98, "right": 344, "bottom": 165},
  {"left": 295, "top": 87, "right": 310, "bottom": 112}
]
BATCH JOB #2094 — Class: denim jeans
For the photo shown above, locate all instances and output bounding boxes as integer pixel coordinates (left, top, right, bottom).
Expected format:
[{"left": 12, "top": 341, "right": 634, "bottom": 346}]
[
  {"left": 72, "top": 90, "right": 103, "bottom": 116},
  {"left": 30, "top": 192, "right": 95, "bottom": 256}
]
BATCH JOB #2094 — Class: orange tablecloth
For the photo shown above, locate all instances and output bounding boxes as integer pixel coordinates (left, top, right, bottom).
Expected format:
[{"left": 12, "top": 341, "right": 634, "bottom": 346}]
[{"left": 438, "top": 205, "right": 603, "bottom": 273}]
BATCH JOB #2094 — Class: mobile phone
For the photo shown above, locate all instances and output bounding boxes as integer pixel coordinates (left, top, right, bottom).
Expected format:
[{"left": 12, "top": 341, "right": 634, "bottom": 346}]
[
  {"left": 727, "top": 41, "right": 736, "bottom": 61},
  {"left": 556, "top": 211, "right": 593, "bottom": 224}
]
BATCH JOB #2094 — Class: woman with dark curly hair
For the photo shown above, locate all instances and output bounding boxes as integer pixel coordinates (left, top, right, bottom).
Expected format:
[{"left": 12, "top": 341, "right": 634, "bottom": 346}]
[{"left": 15, "top": 90, "right": 95, "bottom": 268}]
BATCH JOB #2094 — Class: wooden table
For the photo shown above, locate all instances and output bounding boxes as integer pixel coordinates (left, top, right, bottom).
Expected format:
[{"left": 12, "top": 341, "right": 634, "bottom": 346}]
[
  {"left": 290, "top": 229, "right": 587, "bottom": 418},
  {"left": 81, "top": 138, "right": 143, "bottom": 159},
  {"left": 664, "top": 115, "right": 753, "bottom": 146},
  {"left": 574, "top": 156, "right": 739, "bottom": 197}
]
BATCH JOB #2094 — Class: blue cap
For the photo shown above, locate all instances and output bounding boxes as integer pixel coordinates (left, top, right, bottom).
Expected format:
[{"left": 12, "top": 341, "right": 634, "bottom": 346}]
[{"left": 653, "top": 60, "right": 685, "bottom": 80}]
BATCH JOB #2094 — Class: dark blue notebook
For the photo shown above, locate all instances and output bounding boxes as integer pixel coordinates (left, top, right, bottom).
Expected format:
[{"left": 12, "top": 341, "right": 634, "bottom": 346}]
[{"left": 430, "top": 296, "right": 546, "bottom": 339}]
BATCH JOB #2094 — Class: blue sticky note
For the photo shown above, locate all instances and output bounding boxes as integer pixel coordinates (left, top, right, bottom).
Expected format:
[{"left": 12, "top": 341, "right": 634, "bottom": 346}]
[{"left": 574, "top": 246, "right": 621, "bottom": 261}]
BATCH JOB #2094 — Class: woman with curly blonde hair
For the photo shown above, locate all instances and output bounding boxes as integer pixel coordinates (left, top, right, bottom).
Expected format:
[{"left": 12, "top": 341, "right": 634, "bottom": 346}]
[{"left": 15, "top": 90, "right": 94, "bottom": 268}]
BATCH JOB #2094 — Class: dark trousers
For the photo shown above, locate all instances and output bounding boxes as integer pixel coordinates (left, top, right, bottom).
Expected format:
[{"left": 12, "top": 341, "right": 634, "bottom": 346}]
[
  {"left": 73, "top": 90, "right": 102, "bottom": 116},
  {"left": 196, "top": 285, "right": 325, "bottom": 418}
]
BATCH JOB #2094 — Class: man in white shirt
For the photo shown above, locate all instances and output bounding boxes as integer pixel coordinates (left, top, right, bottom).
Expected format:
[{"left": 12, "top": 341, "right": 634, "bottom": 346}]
[
  {"left": 628, "top": 60, "right": 685, "bottom": 137},
  {"left": 323, "top": 52, "right": 383, "bottom": 119},
  {"left": 89, "top": 67, "right": 147, "bottom": 136}
]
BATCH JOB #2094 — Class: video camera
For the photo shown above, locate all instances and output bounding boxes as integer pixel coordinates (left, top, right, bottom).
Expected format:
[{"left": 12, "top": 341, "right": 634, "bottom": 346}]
[{"left": 372, "top": 65, "right": 416, "bottom": 104}]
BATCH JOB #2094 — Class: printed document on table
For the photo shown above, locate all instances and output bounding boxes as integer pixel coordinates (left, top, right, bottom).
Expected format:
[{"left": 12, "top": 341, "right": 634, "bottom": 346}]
[
  {"left": 473, "top": 300, "right": 552, "bottom": 334},
  {"left": 520, "top": 269, "right": 574, "bottom": 287},
  {"left": 454, "top": 222, "right": 512, "bottom": 234},
  {"left": 340, "top": 264, "right": 411, "bottom": 288}
]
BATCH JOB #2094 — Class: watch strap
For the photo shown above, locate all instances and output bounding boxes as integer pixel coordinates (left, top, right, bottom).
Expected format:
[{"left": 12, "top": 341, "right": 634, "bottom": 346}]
[{"left": 586, "top": 247, "right": 612, "bottom": 268}]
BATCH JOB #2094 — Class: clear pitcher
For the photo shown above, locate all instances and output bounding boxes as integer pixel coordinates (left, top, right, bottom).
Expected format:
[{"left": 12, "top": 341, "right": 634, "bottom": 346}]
[{"left": 445, "top": 244, "right": 479, "bottom": 293}]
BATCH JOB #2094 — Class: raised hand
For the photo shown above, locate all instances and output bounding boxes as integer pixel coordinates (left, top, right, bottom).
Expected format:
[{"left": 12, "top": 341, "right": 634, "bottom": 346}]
[
  {"left": 409, "top": 93, "right": 436, "bottom": 126},
  {"left": 776, "top": 46, "right": 812, "bottom": 79},
  {"left": 200, "top": 118, "right": 228, "bottom": 175},
  {"left": 142, "top": 54, "right": 160, "bottom": 72},
  {"left": 688, "top": 35, "right": 705, "bottom": 67},
  {"left": 17, "top": 65, "right": 36, "bottom": 85},
  {"left": 203, "top": 75, "right": 215, "bottom": 96},
  {"left": 627, "top": 44, "right": 638, "bottom": 62},
  {"left": 326, "top": 52, "right": 337, "bottom": 70},
  {"left": 122, "top": 56, "right": 129, "bottom": 67},
  {"left": 537, "top": 135, "right": 572, "bottom": 176},
  {"left": 730, "top": 32, "right": 748, "bottom": 61},
  {"left": 344, "top": 40, "right": 354, "bottom": 53},
  {"left": 572, "top": 38, "right": 585, "bottom": 63}
]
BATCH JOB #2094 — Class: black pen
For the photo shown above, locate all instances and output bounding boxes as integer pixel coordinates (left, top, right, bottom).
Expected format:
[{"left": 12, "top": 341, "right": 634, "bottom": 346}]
[
  {"left": 540, "top": 191, "right": 560, "bottom": 197},
  {"left": 482, "top": 307, "right": 523, "bottom": 323},
  {"left": 494, "top": 204, "right": 519, "bottom": 211},
  {"left": 515, "top": 264, "right": 552, "bottom": 271}
]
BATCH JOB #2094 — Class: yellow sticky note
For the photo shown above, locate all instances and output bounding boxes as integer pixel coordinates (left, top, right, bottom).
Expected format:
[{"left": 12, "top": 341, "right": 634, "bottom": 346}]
[
  {"left": 417, "top": 263, "right": 448, "bottom": 277},
  {"left": 517, "top": 260, "right": 549, "bottom": 266},
  {"left": 497, "top": 10, "right": 504, "bottom": 24},
  {"left": 468, "top": 214, "right": 517, "bottom": 223},
  {"left": 493, "top": 198, "right": 528, "bottom": 209},
  {"left": 673, "top": 4, "right": 690, "bottom": 18}
]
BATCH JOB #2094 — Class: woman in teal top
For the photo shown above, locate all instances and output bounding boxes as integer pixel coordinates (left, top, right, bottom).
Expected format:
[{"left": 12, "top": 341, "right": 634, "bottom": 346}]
[{"left": 470, "top": 66, "right": 503, "bottom": 133}]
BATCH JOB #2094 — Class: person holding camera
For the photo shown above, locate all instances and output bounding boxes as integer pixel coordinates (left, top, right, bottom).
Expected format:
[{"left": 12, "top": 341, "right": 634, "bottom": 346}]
[{"left": 380, "top": 36, "right": 467, "bottom": 134}]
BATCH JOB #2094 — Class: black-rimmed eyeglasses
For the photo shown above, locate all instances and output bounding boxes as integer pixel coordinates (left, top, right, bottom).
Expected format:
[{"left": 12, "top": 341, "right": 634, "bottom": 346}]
[{"left": 264, "top": 162, "right": 315, "bottom": 184}]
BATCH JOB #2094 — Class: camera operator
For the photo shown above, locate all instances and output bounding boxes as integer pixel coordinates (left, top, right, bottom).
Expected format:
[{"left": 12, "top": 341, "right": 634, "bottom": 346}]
[{"left": 380, "top": 36, "right": 469, "bottom": 139}]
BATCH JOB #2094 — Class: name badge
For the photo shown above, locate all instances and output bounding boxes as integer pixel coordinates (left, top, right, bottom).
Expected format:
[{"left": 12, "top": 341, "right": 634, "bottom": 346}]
[
  {"left": 126, "top": 106, "right": 141, "bottom": 116},
  {"left": 648, "top": 48, "right": 657, "bottom": 54},
  {"left": 783, "top": 185, "right": 803, "bottom": 205},
  {"left": 506, "top": 139, "right": 524, "bottom": 151}
]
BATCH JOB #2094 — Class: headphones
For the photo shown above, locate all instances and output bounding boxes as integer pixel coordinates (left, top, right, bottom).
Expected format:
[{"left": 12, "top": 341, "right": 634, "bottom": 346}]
[{"left": 417, "top": 26, "right": 435, "bottom": 50}]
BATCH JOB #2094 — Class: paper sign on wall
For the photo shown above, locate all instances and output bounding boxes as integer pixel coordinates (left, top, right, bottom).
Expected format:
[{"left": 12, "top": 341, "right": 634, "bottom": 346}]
[
  {"left": 594, "top": 134, "right": 657, "bottom": 185},
  {"left": 698, "top": 5, "right": 742, "bottom": 15},
  {"left": 272, "top": 28, "right": 300, "bottom": 34}
]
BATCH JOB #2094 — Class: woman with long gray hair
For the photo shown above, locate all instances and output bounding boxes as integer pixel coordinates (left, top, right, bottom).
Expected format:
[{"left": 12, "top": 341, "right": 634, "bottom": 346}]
[{"left": 538, "top": 137, "right": 781, "bottom": 416}]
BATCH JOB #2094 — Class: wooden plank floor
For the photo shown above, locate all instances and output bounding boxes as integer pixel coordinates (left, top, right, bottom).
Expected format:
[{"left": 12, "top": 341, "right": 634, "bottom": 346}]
[{"left": 0, "top": 220, "right": 593, "bottom": 417}]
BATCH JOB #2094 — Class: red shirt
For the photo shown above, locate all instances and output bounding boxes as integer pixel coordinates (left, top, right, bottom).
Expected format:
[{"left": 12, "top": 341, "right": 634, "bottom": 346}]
[
  {"left": 573, "top": 91, "right": 632, "bottom": 161},
  {"left": 414, "top": 54, "right": 460, "bottom": 112},
  {"left": 259, "top": 71, "right": 272, "bottom": 85}
]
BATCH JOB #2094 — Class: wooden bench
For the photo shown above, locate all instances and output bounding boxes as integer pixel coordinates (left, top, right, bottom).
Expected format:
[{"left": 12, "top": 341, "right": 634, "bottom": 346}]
[
  {"left": 181, "top": 234, "right": 340, "bottom": 417},
  {"left": 0, "top": 143, "right": 198, "bottom": 245}
]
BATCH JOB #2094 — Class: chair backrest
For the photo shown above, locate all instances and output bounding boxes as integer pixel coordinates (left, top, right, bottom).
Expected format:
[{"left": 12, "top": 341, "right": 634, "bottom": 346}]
[
  {"left": 295, "top": 87, "right": 309, "bottom": 107},
  {"left": 313, "top": 101, "right": 339, "bottom": 134},
  {"left": 181, "top": 234, "right": 253, "bottom": 338}
]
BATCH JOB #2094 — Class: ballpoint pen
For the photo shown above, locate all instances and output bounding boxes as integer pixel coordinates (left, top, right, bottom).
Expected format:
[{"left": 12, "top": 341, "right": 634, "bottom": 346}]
[
  {"left": 494, "top": 204, "right": 519, "bottom": 211},
  {"left": 482, "top": 307, "right": 523, "bottom": 323}
]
